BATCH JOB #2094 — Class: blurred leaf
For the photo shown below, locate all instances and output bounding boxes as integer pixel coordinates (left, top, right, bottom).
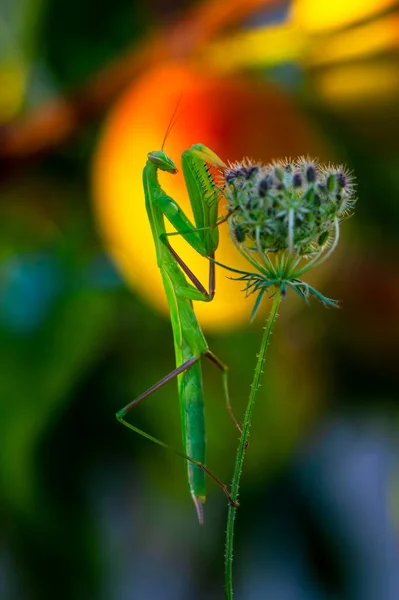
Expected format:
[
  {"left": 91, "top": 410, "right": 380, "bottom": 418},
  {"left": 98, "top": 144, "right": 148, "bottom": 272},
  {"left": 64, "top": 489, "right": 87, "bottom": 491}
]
[
  {"left": 40, "top": 0, "right": 150, "bottom": 88},
  {"left": 0, "top": 284, "right": 117, "bottom": 515}
]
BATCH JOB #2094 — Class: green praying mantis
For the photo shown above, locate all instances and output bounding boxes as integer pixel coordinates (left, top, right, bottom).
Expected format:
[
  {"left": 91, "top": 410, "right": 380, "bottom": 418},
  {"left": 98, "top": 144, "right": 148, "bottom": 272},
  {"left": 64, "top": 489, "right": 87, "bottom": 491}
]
[{"left": 116, "top": 140, "right": 241, "bottom": 523}]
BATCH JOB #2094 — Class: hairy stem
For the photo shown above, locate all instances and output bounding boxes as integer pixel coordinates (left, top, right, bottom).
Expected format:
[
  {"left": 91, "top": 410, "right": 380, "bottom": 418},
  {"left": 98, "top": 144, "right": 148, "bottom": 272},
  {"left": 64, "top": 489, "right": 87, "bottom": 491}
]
[{"left": 225, "top": 287, "right": 282, "bottom": 599}]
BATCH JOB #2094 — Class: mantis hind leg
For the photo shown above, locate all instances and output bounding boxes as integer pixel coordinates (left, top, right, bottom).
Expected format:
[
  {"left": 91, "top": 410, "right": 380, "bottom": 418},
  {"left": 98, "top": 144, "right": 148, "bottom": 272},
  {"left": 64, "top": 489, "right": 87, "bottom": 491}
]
[
  {"left": 116, "top": 356, "right": 239, "bottom": 523},
  {"left": 205, "top": 350, "right": 244, "bottom": 440}
]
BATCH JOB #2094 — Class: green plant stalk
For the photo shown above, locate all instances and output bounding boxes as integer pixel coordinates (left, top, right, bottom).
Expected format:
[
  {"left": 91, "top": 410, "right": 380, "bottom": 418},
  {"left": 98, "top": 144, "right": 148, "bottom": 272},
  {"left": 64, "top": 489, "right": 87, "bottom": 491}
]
[{"left": 225, "top": 286, "right": 282, "bottom": 599}]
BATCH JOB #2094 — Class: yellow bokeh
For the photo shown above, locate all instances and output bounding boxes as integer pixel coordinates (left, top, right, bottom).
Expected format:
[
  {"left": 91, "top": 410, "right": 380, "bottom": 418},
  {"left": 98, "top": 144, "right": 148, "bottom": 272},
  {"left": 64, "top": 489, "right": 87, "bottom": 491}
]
[
  {"left": 315, "top": 61, "right": 399, "bottom": 106},
  {"left": 306, "top": 14, "right": 399, "bottom": 67},
  {"left": 0, "top": 63, "right": 25, "bottom": 122},
  {"left": 291, "top": 0, "right": 396, "bottom": 33},
  {"left": 204, "top": 0, "right": 399, "bottom": 89}
]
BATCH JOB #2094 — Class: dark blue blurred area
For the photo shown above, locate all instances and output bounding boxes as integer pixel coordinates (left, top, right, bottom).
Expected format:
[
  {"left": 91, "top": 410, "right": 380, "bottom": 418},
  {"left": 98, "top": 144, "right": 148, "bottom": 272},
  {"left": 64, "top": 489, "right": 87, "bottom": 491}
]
[
  {"left": 241, "top": 417, "right": 399, "bottom": 600},
  {"left": 0, "top": 253, "right": 63, "bottom": 333},
  {"left": 0, "top": 251, "right": 122, "bottom": 334}
]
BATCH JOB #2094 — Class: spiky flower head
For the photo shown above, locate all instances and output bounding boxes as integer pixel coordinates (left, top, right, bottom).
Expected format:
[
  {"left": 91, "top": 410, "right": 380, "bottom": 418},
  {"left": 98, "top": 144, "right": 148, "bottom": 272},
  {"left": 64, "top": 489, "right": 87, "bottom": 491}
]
[{"left": 224, "top": 157, "right": 356, "bottom": 256}]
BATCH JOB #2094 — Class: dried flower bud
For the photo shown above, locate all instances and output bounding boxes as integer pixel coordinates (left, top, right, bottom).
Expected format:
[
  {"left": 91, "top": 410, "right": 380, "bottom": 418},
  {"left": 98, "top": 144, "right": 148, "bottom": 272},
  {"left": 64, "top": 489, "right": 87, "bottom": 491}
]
[
  {"left": 327, "top": 174, "right": 336, "bottom": 193},
  {"left": 258, "top": 177, "right": 270, "bottom": 197},
  {"left": 292, "top": 173, "right": 302, "bottom": 188},
  {"left": 306, "top": 165, "right": 316, "bottom": 183}
]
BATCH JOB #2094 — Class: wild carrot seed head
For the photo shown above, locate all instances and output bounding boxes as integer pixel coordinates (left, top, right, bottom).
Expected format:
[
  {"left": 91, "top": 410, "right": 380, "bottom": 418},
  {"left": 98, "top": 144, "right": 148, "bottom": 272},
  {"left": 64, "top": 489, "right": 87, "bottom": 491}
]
[{"left": 223, "top": 157, "right": 356, "bottom": 256}]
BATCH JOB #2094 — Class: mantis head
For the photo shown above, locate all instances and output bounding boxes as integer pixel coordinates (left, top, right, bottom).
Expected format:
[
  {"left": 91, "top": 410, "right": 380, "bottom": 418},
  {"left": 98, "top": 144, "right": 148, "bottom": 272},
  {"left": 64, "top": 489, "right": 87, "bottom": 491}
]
[{"left": 148, "top": 150, "right": 178, "bottom": 174}]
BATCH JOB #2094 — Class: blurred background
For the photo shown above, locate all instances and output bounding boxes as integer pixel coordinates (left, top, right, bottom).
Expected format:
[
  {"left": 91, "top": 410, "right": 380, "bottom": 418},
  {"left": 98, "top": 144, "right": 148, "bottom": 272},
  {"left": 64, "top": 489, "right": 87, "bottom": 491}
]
[{"left": 1, "top": 0, "right": 399, "bottom": 598}]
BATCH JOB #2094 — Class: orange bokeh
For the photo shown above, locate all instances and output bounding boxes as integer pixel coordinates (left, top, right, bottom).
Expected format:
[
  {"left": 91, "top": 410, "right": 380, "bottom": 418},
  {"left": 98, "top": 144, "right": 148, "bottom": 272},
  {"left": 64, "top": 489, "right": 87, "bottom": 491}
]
[{"left": 92, "top": 63, "right": 326, "bottom": 329}]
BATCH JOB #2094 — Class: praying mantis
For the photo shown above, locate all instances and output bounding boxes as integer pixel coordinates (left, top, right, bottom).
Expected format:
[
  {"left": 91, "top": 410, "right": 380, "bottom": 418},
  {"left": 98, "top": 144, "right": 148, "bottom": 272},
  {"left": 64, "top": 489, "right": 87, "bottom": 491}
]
[{"left": 116, "top": 142, "right": 241, "bottom": 523}]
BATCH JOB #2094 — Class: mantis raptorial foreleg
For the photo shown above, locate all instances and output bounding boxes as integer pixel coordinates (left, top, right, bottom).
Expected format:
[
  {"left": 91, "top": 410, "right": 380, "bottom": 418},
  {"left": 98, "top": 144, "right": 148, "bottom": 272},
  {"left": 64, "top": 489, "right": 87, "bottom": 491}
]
[{"left": 163, "top": 240, "right": 215, "bottom": 300}]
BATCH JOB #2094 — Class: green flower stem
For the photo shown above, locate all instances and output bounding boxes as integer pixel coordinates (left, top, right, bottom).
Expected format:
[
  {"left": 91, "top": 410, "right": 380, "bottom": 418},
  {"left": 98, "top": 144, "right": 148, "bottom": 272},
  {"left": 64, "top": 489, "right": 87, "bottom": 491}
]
[{"left": 225, "top": 286, "right": 282, "bottom": 600}]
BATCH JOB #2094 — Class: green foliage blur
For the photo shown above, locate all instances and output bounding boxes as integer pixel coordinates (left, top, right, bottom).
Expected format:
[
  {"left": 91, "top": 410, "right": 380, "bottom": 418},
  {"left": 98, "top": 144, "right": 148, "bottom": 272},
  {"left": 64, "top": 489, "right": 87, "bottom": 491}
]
[{"left": 1, "top": 1, "right": 399, "bottom": 599}]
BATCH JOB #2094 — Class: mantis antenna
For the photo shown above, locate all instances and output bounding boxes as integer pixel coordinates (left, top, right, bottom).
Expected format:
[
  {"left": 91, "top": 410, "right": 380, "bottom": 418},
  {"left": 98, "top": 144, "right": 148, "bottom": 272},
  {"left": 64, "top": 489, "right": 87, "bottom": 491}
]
[{"left": 161, "top": 93, "right": 183, "bottom": 151}]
